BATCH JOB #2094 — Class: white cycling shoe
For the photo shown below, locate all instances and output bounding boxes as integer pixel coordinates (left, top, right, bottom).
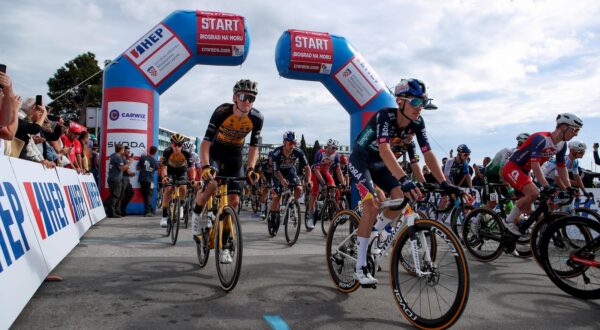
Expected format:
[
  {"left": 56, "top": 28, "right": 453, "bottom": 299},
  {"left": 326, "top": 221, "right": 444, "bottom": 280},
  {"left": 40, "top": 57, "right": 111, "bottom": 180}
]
[
  {"left": 353, "top": 266, "right": 378, "bottom": 286},
  {"left": 160, "top": 217, "right": 168, "bottom": 227},
  {"left": 219, "top": 249, "right": 233, "bottom": 264}
]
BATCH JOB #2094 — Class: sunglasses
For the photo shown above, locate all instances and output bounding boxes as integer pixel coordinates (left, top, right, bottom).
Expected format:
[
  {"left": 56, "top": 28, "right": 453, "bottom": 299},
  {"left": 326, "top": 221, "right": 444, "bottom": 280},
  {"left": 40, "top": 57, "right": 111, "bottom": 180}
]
[
  {"left": 238, "top": 93, "right": 256, "bottom": 103},
  {"left": 401, "top": 97, "right": 426, "bottom": 108},
  {"left": 284, "top": 139, "right": 296, "bottom": 145},
  {"left": 173, "top": 143, "right": 183, "bottom": 147}
]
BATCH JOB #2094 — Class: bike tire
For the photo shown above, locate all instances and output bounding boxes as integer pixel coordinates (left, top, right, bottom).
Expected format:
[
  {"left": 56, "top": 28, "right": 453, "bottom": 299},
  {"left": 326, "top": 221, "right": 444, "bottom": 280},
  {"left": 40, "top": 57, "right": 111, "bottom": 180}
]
[
  {"left": 450, "top": 204, "right": 474, "bottom": 242},
  {"left": 170, "top": 198, "right": 180, "bottom": 245},
  {"left": 390, "top": 219, "right": 470, "bottom": 329},
  {"left": 266, "top": 208, "right": 276, "bottom": 237},
  {"left": 574, "top": 207, "right": 600, "bottom": 223},
  {"left": 195, "top": 229, "right": 210, "bottom": 268},
  {"left": 215, "top": 205, "right": 243, "bottom": 292},
  {"left": 530, "top": 212, "right": 569, "bottom": 267},
  {"left": 284, "top": 199, "right": 302, "bottom": 246},
  {"left": 304, "top": 194, "right": 314, "bottom": 232},
  {"left": 539, "top": 216, "right": 599, "bottom": 299},
  {"left": 462, "top": 207, "right": 503, "bottom": 262},
  {"left": 321, "top": 199, "right": 338, "bottom": 237},
  {"left": 165, "top": 200, "right": 173, "bottom": 237},
  {"left": 325, "top": 210, "right": 361, "bottom": 293}
]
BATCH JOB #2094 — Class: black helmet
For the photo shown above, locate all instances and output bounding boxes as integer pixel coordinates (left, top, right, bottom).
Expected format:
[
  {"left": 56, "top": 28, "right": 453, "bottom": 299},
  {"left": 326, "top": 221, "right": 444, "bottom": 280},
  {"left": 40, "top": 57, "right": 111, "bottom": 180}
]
[{"left": 233, "top": 79, "right": 258, "bottom": 95}]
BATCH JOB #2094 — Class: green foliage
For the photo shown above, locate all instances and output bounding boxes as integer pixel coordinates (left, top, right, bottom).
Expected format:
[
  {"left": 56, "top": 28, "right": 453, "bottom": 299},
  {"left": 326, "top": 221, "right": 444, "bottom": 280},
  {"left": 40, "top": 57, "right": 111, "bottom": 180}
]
[{"left": 46, "top": 52, "right": 103, "bottom": 122}]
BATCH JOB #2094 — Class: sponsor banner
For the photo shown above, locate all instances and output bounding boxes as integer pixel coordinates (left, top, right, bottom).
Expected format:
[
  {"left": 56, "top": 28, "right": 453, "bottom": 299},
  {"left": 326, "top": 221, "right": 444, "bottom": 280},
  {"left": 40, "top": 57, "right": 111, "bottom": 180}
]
[
  {"left": 8, "top": 157, "right": 80, "bottom": 272},
  {"left": 289, "top": 29, "right": 333, "bottom": 74},
  {"left": 105, "top": 132, "right": 146, "bottom": 189},
  {"left": 106, "top": 101, "right": 149, "bottom": 131},
  {"left": 334, "top": 54, "right": 386, "bottom": 108},
  {"left": 0, "top": 156, "right": 49, "bottom": 329},
  {"left": 78, "top": 173, "right": 106, "bottom": 224},
  {"left": 197, "top": 11, "right": 245, "bottom": 56},
  {"left": 124, "top": 23, "right": 192, "bottom": 87},
  {"left": 55, "top": 167, "right": 93, "bottom": 237}
]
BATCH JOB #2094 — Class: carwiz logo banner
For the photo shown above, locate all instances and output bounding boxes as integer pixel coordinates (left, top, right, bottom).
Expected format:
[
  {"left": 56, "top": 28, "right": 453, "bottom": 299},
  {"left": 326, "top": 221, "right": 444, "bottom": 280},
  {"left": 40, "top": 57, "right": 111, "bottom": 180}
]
[
  {"left": 106, "top": 101, "right": 148, "bottom": 130},
  {"left": 0, "top": 181, "right": 30, "bottom": 273}
]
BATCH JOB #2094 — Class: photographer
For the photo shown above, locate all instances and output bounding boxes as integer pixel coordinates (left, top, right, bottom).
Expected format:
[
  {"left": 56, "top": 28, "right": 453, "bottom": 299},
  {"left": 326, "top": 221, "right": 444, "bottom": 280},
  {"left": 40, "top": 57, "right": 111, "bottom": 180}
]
[{"left": 14, "top": 97, "right": 55, "bottom": 168}]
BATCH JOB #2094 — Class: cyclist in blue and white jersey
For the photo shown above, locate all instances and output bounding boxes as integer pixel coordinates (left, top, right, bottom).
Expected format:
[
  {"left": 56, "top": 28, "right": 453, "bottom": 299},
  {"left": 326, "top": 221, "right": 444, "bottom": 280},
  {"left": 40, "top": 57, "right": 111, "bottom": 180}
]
[
  {"left": 348, "top": 78, "right": 462, "bottom": 285},
  {"left": 443, "top": 144, "right": 473, "bottom": 189},
  {"left": 542, "top": 141, "right": 588, "bottom": 196}
]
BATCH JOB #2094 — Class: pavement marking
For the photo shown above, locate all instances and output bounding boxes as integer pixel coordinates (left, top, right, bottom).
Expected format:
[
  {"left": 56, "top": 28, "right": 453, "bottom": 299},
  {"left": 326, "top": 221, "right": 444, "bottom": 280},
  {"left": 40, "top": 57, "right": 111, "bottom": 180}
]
[{"left": 263, "top": 314, "right": 290, "bottom": 330}]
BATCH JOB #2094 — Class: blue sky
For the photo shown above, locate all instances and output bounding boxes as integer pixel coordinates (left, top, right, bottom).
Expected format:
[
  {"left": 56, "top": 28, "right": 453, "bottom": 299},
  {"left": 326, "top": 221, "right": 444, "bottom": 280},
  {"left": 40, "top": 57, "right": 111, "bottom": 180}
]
[{"left": 1, "top": 0, "right": 599, "bottom": 170}]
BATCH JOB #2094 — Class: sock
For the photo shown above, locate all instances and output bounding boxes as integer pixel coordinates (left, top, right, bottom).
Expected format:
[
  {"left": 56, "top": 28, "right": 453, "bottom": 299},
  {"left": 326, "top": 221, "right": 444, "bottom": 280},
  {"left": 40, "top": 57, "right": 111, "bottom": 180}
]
[
  {"left": 374, "top": 213, "right": 393, "bottom": 232},
  {"left": 506, "top": 205, "right": 522, "bottom": 226},
  {"left": 356, "top": 236, "right": 369, "bottom": 272},
  {"left": 162, "top": 208, "right": 168, "bottom": 218},
  {"left": 194, "top": 203, "right": 203, "bottom": 215}
]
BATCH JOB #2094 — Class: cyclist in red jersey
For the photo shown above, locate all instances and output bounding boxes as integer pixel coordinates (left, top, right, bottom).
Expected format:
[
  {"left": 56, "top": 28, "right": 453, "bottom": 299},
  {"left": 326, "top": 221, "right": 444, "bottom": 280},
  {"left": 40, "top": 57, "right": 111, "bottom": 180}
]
[{"left": 501, "top": 113, "right": 583, "bottom": 235}]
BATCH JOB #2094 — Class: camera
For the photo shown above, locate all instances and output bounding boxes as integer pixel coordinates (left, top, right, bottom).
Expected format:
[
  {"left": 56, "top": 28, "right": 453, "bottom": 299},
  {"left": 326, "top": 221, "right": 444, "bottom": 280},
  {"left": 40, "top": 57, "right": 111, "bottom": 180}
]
[{"left": 0, "top": 64, "right": 6, "bottom": 89}]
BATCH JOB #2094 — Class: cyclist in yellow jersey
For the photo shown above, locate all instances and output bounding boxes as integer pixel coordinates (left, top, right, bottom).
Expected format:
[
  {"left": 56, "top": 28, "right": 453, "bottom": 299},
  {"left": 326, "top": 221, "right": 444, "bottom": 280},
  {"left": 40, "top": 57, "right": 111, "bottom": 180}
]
[{"left": 192, "top": 79, "right": 263, "bottom": 239}]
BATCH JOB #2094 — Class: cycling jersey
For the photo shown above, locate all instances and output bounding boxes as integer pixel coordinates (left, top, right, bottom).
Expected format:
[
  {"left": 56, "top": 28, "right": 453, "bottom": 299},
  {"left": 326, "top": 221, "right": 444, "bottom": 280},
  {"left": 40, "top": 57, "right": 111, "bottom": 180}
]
[
  {"left": 443, "top": 157, "right": 470, "bottom": 185},
  {"left": 542, "top": 156, "right": 580, "bottom": 181},
  {"left": 349, "top": 108, "right": 431, "bottom": 200},
  {"left": 312, "top": 149, "right": 340, "bottom": 173},
  {"left": 161, "top": 147, "right": 193, "bottom": 178},
  {"left": 271, "top": 146, "right": 308, "bottom": 194},
  {"left": 486, "top": 148, "right": 513, "bottom": 179},
  {"left": 508, "top": 132, "right": 567, "bottom": 171},
  {"left": 203, "top": 103, "right": 263, "bottom": 152},
  {"left": 390, "top": 138, "right": 417, "bottom": 163}
]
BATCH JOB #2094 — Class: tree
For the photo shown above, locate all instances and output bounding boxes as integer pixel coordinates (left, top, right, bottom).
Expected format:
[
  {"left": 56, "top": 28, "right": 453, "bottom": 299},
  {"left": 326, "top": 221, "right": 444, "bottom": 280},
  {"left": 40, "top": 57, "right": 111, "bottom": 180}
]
[
  {"left": 309, "top": 140, "right": 321, "bottom": 164},
  {"left": 300, "top": 134, "right": 308, "bottom": 156},
  {"left": 47, "top": 52, "right": 103, "bottom": 123}
]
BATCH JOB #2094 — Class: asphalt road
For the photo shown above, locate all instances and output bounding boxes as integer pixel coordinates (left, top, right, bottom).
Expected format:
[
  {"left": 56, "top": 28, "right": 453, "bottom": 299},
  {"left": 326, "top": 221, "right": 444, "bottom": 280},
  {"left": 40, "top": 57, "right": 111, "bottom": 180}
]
[{"left": 12, "top": 207, "right": 600, "bottom": 329}]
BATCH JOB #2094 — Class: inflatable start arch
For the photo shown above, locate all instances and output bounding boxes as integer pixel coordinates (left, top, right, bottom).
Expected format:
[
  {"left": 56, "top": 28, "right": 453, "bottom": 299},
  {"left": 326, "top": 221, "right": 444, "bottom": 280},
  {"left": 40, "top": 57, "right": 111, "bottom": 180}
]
[{"left": 101, "top": 10, "right": 251, "bottom": 214}]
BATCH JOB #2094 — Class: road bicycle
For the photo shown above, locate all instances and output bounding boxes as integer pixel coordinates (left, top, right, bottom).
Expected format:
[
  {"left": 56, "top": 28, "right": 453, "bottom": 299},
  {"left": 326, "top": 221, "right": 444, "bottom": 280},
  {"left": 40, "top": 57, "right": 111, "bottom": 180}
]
[
  {"left": 267, "top": 187, "right": 302, "bottom": 245},
  {"left": 194, "top": 176, "right": 246, "bottom": 292},
  {"left": 163, "top": 180, "right": 191, "bottom": 245},
  {"left": 326, "top": 198, "right": 470, "bottom": 329}
]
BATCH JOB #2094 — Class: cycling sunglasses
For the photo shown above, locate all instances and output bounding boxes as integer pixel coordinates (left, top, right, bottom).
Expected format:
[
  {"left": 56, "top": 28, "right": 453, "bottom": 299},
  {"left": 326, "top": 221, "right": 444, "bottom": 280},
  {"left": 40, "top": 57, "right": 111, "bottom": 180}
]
[
  {"left": 238, "top": 93, "right": 256, "bottom": 103},
  {"left": 173, "top": 142, "right": 183, "bottom": 147},
  {"left": 401, "top": 97, "right": 426, "bottom": 108}
]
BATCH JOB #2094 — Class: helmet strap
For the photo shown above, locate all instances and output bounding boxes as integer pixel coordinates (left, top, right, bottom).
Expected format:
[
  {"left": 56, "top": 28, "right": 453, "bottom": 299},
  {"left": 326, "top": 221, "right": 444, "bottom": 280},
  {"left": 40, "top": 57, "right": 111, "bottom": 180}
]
[{"left": 399, "top": 101, "right": 412, "bottom": 122}]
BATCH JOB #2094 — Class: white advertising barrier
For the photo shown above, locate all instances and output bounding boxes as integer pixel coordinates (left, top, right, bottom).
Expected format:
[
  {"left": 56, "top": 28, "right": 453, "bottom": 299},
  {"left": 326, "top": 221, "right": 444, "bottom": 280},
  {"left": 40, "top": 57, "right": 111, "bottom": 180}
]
[
  {"left": 0, "top": 156, "right": 49, "bottom": 329},
  {"left": 8, "top": 157, "right": 80, "bottom": 271},
  {"left": 78, "top": 173, "right": 106, "bottom": 224},
  {"left": 55, "top": 167, "right": 93, "bottom": 237}
]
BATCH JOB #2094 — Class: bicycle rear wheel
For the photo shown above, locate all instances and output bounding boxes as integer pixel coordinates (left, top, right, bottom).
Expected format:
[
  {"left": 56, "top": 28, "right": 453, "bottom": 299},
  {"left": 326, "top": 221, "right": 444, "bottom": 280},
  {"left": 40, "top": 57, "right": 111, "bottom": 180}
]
[
  {"left": 215, "top": 205, "right": 243, "bottom": 292},
  {"left": 530, "top": 212, "right": 569, "bottom": 267},
  {"left": 539, "top": 216, "right": 599, "bottom": 299},
  {"left": 325, "top": 210, "right": 361, "bottom": 293},
  {"left": 462, "top": 207, "right": 503, "bottom": 262},
  {"left": 284, "top": 199, "right": 302, "bottom": 246},
  {"left": 321, "top": 200, "right": 338, "bottom": 236},
  {"left": 170, "top": 198, "right": 181, "bottom": 245},
  {"left": 304, "top": 194, "right": 314, "bottom": 232},
  {"left": 390, "top": 219, "right": 470, "bottom": 329}
]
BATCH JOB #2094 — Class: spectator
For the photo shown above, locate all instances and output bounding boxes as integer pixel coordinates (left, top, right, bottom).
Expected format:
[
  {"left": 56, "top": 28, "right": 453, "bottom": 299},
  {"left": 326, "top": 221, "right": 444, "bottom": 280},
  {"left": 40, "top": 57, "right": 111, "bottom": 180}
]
[
  {"left": 14, "top": 97, "right": 55, "bottom": 168},
  {"left": 38, "top": 112, "right": 64, "bottom": 163},
  {"left": 594, "top": 143, "right": 599, "bottom": 166},
  {"left": 137, "top": 146, "right": 158, "bottom": 216},
  {"left": 60, "top": 123, "right": 83, "bottom": 172},
  {"left": 472, "top": 156, "right": 491, "bottom": 186},
  {"left": 422, "top": 165, "right": 437, "bottom": 184},
  {"left": 119, "top": 146, "right": 135, "bottom": 216},
  {"left": 0, "top": 72, "right": 21, "bottom": 155},
  {"left": 91, "top": 143, "right": 100, "bottom": 184},
  {"left": 105, "top": 143, "right": 128, "bottom": 218},
  {"left": 78, "top": 131, "right": 91, "bottom": 173}
]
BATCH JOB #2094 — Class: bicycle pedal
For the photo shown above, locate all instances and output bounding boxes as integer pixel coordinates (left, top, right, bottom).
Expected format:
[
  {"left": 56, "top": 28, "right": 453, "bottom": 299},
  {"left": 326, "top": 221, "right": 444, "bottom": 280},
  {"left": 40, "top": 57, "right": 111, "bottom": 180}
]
[{"left": 360, "top": 283, "right": 377, "bottom": 289}]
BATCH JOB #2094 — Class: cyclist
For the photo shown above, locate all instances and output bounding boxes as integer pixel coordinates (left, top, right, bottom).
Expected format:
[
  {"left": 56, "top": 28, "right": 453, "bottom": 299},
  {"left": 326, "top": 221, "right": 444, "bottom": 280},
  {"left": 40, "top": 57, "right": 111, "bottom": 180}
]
[
  {"left": 269, "top": 131, "right": 312, "bottom": 229},
  {"left": 542, "top": 141, "right": 588, "bottom": 196},
  {"left": 335, "top": 154, "right": 351, "bottom": 208},
  {"left": 258, "top": 151, "right": 274, "bottom": 218},
  {"left": 348, "top": 78, "right": 461, "bottom": 285},
  {"left": 159, "top": 133, "right": 195, "bottom": 227},
  {"left": 307, "top": 139, "right": 346, "bottom": 229},
  {"left": 191, "top": 79, "right": 263, "bottom": 262},
  {"left": 390, "top": 133, "right": 426, "bottom": 183},
  {"left": 502, "top": 113, "right": 583, "bottom": 236},
  {"left": 443, "top": 144, "right": 473, "bottom": 189}
]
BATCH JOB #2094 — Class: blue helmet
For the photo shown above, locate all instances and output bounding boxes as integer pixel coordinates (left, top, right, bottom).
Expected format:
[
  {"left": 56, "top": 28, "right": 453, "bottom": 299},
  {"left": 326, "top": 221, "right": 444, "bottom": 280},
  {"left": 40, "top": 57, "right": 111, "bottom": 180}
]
[
  {"left": 283, "top": 131, "right": 296, "bottom": 142},
  {"left": 394, "top": 78, "right": 427, "bottom": 98},
  {"left": 457, "top": 144, "right": 471, "bottom": 154}
]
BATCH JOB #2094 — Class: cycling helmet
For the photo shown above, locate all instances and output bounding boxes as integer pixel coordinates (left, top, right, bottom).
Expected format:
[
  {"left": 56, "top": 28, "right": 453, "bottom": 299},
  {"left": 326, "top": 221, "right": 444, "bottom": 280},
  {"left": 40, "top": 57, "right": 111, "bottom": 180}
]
[
  {"left": 457, "top": 144, "right": 471, "bottom": 154},
  {"left": 516, "top": 133, "right": 530, "bottom": 144},
  {"left": 170, "top": 133, "right": 185, "bottom": 144},
  {"left": 556, "top": 113, "right": 583, "bottom": 128},
  {"left": 340, "top": 155, "right": 348, "bottom": 165},
  {"left": 327, "top": 139, "right": 340, "bottom": 148},
  {"left": 233, "top": 79, "right": 258, "bottom": 95},
  {"left": 568, "top": 141, "right": 586, "bottom": 152},
  {"left": 283, "top": 131, "right": 296, "bottom": 142},
  {"left": 394, "top": 78, "right": 427, "bottom": 99}
]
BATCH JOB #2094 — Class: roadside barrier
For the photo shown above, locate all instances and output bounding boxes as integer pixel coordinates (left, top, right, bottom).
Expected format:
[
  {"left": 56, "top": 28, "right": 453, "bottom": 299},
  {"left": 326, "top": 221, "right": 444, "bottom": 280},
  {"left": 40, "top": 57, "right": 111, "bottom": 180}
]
[{"left": 0, "top": 155, "right": 106, "bottom": 328}]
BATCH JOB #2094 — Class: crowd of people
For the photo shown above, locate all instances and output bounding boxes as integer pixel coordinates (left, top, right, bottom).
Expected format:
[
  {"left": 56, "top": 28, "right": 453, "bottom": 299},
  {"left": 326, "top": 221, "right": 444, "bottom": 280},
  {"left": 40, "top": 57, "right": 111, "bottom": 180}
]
[{"left": 0, "top": 69, "right": 100, "bottom": 181}]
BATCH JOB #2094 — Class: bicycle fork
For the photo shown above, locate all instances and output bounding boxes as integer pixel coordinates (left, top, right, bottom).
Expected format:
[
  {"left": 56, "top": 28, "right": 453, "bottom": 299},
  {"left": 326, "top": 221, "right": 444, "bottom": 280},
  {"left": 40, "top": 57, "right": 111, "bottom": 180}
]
[{"left": 407, "top": 214, "right": 433, "bottom": 277}]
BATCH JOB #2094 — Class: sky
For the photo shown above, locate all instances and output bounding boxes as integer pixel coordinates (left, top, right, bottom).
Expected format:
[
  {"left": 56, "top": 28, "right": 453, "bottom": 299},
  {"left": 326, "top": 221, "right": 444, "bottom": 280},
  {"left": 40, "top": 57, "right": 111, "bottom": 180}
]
[{"left": 1, "top": 0, "right": 600, "bottom": 170}]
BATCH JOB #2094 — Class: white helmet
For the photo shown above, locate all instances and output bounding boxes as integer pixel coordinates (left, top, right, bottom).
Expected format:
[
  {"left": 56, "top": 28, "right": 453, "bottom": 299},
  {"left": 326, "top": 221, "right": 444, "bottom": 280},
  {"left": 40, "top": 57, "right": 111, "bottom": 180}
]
[
  {"left": 516, "top": 133, "right": 530, "bottom": 144},
  {"left": 556, "top": 113, "right": 583, "bottom": 128},
  {"left": 568, "top": 141, "right": 586, "bottom": 152},
  {"left": 327, "top": 139, "right": 339, "bottom": 149}
]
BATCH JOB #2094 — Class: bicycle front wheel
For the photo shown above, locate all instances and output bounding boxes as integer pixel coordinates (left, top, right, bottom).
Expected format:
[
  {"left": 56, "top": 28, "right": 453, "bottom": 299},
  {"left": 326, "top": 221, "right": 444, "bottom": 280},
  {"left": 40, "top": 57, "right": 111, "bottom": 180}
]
[
  {"left": 450, "top": 204, "right": 473, "bottom": 242},
  {"left": 321, "top": 200, "right": 338, "bottom": 236},
  {"left": 215, "top": 205, "right": 243, "bottom": 292},
  {"left": 462, "top": 207, "right": 503, "bottom": 262},
  {"left": 325, "top": 210, "right": 361, "bottom": 293},
  {"left": 284, "top": 199, "right": 302, "bottom": 246},
  {"left": 195, "top": 207, "right": 211, "bottom": 268},
  {"left": 390, "top": 219, "right": 470, "bottom": 329},
  {"left": 170, "top": 198, "right": 181, "bottom": 245}
]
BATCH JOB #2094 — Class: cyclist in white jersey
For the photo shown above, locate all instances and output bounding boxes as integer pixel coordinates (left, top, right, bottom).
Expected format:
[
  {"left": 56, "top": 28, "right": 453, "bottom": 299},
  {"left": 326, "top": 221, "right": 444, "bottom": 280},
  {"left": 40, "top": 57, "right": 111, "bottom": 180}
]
[{"left": 542, "top": 141, "right": 588, "bottom": 195}]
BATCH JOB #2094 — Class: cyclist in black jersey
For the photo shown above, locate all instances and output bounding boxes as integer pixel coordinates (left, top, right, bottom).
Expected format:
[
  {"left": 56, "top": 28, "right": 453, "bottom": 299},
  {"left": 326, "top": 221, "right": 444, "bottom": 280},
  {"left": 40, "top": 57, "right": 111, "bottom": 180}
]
[
  {"left": 258, "top": 151, "right": 274, "bottom": 217},
  {"left": 443, "top": 144, "right": 473, "bottom": 188},
  {"left": 348, "top": 78, "right": 462, "bottom": 285},
  {"left": 391, "top": 133, "right": 426, "bottom": 183},
  {"left": 159, "top": 133, "right": 195, "bottom": 227},
  {"left": 191, "top": 80, "right": 263, "bottom": 239}
]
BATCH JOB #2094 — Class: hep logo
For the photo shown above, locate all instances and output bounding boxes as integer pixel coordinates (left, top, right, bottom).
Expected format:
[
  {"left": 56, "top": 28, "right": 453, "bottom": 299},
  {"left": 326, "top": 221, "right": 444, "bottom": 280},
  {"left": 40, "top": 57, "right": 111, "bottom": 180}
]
[{"left": 109, "top": 109, "right": 119, "bottom": 121}]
